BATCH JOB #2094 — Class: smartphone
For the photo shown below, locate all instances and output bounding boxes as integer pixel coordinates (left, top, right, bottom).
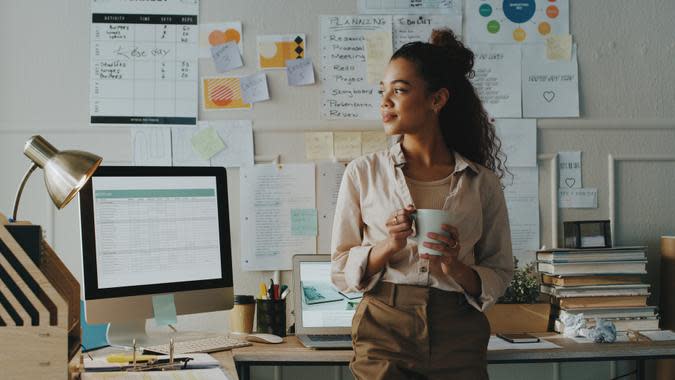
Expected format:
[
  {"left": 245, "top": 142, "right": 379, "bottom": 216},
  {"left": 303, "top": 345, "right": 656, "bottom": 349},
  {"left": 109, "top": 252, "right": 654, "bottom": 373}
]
[{"left": 496, "top": 333, "right": 540, "bottom": 343}]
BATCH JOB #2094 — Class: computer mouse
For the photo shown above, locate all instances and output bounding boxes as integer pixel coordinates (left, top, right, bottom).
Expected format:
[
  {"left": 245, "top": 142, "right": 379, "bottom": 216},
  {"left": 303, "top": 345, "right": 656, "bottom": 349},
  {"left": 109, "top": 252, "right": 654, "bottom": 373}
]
[{"left": 245, "top": 333, "right": 284, "bottom": 344}]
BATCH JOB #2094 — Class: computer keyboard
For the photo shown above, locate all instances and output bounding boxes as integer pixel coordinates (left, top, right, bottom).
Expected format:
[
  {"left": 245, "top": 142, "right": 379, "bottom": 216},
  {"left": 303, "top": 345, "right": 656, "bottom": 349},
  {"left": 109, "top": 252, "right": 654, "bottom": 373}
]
[{"left": 143, "top": 335, "right": 252, "bottom": 354}]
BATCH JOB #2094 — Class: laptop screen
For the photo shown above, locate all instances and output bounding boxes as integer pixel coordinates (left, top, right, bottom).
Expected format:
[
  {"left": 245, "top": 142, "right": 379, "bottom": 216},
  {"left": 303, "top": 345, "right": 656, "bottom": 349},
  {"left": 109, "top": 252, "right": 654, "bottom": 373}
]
[{"left": 299, "top": 261, "right": 362, "bottom": 328}]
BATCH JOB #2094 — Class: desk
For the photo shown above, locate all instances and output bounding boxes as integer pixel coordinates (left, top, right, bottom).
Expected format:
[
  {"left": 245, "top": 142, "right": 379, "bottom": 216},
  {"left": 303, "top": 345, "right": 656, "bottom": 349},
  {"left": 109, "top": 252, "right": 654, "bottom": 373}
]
[{"left": 210, "top": 335, "right": 675, "bottom": 380}]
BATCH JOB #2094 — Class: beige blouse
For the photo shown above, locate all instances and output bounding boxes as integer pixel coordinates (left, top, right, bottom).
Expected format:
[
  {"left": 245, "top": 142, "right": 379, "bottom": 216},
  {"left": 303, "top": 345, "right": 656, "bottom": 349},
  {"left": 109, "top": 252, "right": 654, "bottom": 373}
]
[{"left": 330, "top": 141, "right": 514, "bottom": 311}]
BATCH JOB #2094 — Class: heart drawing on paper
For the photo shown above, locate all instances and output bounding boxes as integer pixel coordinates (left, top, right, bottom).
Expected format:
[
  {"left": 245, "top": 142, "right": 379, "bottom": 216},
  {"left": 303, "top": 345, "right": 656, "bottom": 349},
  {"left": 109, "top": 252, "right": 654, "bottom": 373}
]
[
  {"left": 565, "top": 178, "right": 576, "bottom": 188},
  {"left": 543, "top": 91, "right": 556, "bottom": 102}
]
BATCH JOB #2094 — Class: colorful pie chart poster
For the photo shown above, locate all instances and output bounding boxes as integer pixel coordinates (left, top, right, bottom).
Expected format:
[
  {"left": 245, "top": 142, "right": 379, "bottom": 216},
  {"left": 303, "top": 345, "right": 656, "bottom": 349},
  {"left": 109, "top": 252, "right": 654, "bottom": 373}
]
[
  {"left": 202, "top": 76, "right": 251, "bottom": 110},
  {"left": 465, "top": 0, "right": 569, "bottom": 44},
  {"left": 199, "top": 22, "right": 243, "bottom": 58}
]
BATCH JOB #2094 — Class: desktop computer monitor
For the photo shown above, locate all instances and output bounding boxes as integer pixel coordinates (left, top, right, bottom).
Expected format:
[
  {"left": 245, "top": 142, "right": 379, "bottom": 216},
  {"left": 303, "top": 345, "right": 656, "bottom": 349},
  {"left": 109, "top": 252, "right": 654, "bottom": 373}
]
[{"left": 79, "top": 166, "right": 233, "bottom": 346}]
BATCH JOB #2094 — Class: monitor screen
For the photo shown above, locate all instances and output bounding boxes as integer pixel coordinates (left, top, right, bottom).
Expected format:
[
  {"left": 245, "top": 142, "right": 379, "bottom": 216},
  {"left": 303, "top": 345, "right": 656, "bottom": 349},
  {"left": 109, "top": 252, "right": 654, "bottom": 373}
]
[{"left": 79, "top": 166, "right": 233, "bottom": 345}]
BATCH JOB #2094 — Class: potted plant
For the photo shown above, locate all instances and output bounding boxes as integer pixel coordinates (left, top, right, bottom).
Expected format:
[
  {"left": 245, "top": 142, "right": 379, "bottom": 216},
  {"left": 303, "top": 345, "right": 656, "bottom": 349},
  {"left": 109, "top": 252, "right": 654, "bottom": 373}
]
[{"left": 484, "top": 258, "right": 551, "bottom": 333}]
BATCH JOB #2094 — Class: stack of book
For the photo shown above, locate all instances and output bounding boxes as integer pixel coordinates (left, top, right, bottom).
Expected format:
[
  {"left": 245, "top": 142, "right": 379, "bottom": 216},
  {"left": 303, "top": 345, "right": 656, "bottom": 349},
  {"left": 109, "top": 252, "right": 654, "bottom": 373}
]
[{"left": 536, "top": 246, "right": 660, "bottom": 332}]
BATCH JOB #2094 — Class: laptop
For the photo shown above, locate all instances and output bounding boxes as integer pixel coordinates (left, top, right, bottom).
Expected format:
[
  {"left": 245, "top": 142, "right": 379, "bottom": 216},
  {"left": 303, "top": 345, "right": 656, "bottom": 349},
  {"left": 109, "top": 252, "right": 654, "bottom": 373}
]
[{"left": 293, "top": 254, "right": 361, "bottom": 349}]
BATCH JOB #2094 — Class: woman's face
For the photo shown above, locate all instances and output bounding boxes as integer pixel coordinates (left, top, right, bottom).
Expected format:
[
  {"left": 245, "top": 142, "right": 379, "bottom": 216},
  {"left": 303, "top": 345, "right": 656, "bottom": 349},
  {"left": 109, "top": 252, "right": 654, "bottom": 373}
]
[{"left": 379, "top": 58, "right": 439, "bottom": 136}]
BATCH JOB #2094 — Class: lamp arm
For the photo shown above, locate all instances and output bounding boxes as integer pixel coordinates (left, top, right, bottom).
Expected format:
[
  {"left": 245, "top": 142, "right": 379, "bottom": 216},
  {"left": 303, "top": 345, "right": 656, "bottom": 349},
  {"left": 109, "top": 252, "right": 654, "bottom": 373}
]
[{"left": 12, "top": 163, "right": 39, "bottom": 222}]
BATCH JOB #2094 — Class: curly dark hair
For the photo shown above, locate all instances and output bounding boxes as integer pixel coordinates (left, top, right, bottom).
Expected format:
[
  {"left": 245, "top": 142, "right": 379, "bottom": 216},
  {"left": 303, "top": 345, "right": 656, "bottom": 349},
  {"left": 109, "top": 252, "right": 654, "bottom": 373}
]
[{"left": 391, "top": 28, "right": 508, "bottom": 179}]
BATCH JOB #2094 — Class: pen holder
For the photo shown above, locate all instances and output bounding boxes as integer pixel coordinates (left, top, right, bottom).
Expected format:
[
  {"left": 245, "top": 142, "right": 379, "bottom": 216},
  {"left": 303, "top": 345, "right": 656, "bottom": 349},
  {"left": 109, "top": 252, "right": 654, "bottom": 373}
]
[{"left": 256, "top": 299, "right": 286, "bottom": 337}]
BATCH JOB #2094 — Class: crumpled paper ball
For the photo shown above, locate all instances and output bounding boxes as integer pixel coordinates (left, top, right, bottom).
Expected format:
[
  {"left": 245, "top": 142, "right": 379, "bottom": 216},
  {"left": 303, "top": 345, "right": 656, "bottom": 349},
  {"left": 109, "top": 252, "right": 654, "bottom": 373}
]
[{"left": 560, "top": 313, "right": 617, "bottom": 343}]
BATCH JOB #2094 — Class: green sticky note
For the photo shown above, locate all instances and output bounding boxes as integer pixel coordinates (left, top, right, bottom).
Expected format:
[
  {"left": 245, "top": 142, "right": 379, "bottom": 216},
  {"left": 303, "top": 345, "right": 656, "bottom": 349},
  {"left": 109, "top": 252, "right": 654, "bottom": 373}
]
[
  {"left": 152, "top": 294, "right": 177, "bottom": 326},
  {"left": 191, "top": 127, "right": 226, "bottom": 160},
  {"left": 291, "top": 208, "right": 317, "bottom": 236}
]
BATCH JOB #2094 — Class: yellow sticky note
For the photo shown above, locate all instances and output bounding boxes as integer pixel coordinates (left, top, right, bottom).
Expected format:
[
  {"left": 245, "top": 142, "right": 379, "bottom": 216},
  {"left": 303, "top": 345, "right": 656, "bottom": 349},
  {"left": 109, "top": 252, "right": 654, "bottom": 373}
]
[
  {"left": 305, "top": 132, "right": 334, "bottom": 160},
  {"left": 361, "top": 131, "right": 388, "bottom": 155},
  {"left": 191, "top": 127, "right": 226, "bottom": 160},
  {"left": 365, "top": 31, "right": 393, "bottom": 84},
  {"left": 546, "top": 34, "right": 572, "bottom": 61},
  {"left": 334, "top": 132, "right": 362, "bottom": 160}
]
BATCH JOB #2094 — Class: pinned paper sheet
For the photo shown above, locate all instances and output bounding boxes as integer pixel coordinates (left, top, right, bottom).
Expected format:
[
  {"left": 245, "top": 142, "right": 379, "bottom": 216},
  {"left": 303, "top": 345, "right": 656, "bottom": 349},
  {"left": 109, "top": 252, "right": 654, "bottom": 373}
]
[
  {"left": 503, "top": 167, "right": 540, "bottom": 265},
  {"left": 558, "top": 151, "right": 582, "bottom": 188},
  {"left": 546, "top": 34, "right": 573, "bottom": 60},
  {"left": 258, "top": 34, "right": 305, "bottom": 69},
  {"left": 200, "top": 22, "right": 243, "bottom": 58},
  {"left": 240, "top": 72, "right": 270, "bottom": 104},
  {"left": 470, "top": 44, "right": 522, "bottom": 118},
  {"left": 365, "top": 31, "right": 393, "bottom": 84},
  {"left": 191, "top": 126, "right": 225, "bottom": 160},
  {"left": 152, "top": 294, "right": 177, "bottom": 326},
  {"left": 286, "top": 58, "right": 315, "bottom": 86},
  {"left": 131, "top": 127, "right": 172, "bottom": 166},
  {"left": 209, "top": 120, "right": 255, "bottom": 168},
  {"left": 393, "top": 15, "right": 463, "bottom": 50},
  {"left": 202, "top": 76, "right": 251, "bottom": 110},
  {"left": 211, "top": 41, "right": 243, "bottom": 72},
  {"left": 559, "top": 188, "right": 598, "bottom": 208},
  {"left": 291, "top": 208, "right": 318, "bottom": 236},
  {"left": 171, "top": 127, "right": 210, "bottom": 166},
  {"left": 334, "top": 132, "right": 362, "bottom": 160},
  {"left": 305, "top": 132, "right": 334, "bottom": 160},
  {"left": 361, "top": 131, "right": 388, "bottom": 154},
  {"left": 494, "top": 119, "right": 537, "bottom": 167}
]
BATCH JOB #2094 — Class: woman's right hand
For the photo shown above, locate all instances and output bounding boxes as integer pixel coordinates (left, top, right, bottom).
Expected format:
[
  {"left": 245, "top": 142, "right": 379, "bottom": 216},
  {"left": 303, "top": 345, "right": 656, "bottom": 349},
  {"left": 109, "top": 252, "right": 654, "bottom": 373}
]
[{"left": 384, "top": 205, "right": 416, "bottom": 254}]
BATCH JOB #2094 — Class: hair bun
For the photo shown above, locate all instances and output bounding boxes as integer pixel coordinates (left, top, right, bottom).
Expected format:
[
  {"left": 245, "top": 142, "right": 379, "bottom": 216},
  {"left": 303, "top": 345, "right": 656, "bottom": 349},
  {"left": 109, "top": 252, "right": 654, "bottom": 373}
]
[{"left": 429, "top": 28, "right": 474, "bottom": 77}]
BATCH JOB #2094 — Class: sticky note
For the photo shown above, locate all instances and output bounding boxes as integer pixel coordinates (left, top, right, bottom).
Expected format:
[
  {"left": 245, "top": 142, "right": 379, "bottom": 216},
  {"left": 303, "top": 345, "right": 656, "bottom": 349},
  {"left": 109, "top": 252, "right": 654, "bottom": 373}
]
[
  {"left": 211, "top": 41, "right": 243, "bottom": 72},
  {"left": 191, "top": 127, "right": 226, "bottom": 160},
  {"left": 334, "top": 132, "right": 362, "bottom": 160},
  {"left": 152, "top": 294, "right": 177, "bottom": 326},
  {"left": 365, "top": 31, "right": 393, "bottom": 84},
  {"left": 240, "top": 72, "right": 270, "bottom": 104},
  {"left": 291, "top": 208, "right": 318, "bottom": 236},
  {"left": 286, "top": 58, "right": 315, "bottom": 86},
  {"left": 305, "top": 132, "right": 334, "bottom": 160},
  {"left": 361, "top": 131, "right": 388, "bottom": 155},
  {"left": 546, "top": 34, "right": 572, "bottom": 61}
]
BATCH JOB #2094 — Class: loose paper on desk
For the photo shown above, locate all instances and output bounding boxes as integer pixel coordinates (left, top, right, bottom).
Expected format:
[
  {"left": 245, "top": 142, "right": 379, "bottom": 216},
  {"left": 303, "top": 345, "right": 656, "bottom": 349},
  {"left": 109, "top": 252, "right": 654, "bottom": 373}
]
[
  {"left": 365, "top": 31, "right": 393, "bottom": 84},
  {"left": 172, "top": 126, "right": 211, "bottom": 166},
  {"left": 470, "top": 44, "right": 522, "bottom": 118},
  {"left": 200, "top": 22, "right": 243, "bottom": 58},
  {"left": 209, "top": 120, "right": 254, "bottom": 168},
  {"left": 494, "top": 119, "right": 536, "bottom": 167},
  {"left": 522, "top": 43, "right": 579, "bottom": 118},
  {"left": 317, "top": 161, "right": 347, "bottom": 253},
  {"left": 503, "top": 167, "right": 540, "bottom": 265},
  {"left": 393, "top": 15, "right": 463, "bottom": 51},
  {"left": 488, "top": 336, "right": 560, "bottom": 350},
  {"left": 320, "top": 15, "right": 391, "bottom": 120},
  {"left": 358, "top": 0, "right": 462, "bottom": 15},
  {"left": 286, "top": 58, "right": 315, "bottom": 86},
  {"left": 559, "top": 188, "right": 598, "bottom": 209},
  {"left": 240, "top": 164, "right": 316, "bottom": 271},
  {"left": 558, "top": 151, "right": 582, "bottom": 189},
  {"left": 211, "top": 41, "right": 243, "bottom": 73},
  {"left": 82, "top": 368, "right": 230, "bottom": 380},
  {"left": 257, "top": 34, "right": 306, "bottom": 69},
  {"left": 305, "top": 132, "right": 334, "bottom": 160},
  {"left": 90, "top": 0, "right": 198, "bottom": 127},
  {"left": 334, "top": 132, "right": 362, "bottom": 160},
  {"left": 640, "top": 330, "right": 675, "bottom": 341},
  {"left": 240, "top": 72, "right": 269, "bottom": 104},
  {"left": 465, "top": 0, "right": 569, "bottom": 44},
  {"left": 191, "top": 127, "right": 225, "bottom": 160},
  {"left": 132, "top": 127, "right": 172, "bottom": 166}
]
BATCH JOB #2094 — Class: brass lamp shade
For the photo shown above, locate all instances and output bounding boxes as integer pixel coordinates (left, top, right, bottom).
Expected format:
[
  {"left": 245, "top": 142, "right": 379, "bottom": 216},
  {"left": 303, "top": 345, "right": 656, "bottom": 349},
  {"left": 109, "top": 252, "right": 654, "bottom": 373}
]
[{"left": 12, "top": 135, "right": 102, "bottom": 220}]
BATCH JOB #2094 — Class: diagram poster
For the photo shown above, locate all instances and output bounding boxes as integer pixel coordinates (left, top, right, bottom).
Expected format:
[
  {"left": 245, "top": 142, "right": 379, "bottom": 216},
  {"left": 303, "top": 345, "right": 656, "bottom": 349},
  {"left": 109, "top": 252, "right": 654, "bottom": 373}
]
[{"left": 465, "top": 0, "right": 569, "bottom": 44}]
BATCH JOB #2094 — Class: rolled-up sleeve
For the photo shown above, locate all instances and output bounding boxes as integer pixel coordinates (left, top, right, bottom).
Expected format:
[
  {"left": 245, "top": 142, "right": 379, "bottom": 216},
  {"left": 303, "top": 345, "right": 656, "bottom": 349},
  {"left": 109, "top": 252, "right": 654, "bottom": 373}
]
[
  {"left": 331, "top": 163, "right": 383, "bottom": 292},
  {"left": 466, "top": 182, "right": 514, "bottom": 311}
]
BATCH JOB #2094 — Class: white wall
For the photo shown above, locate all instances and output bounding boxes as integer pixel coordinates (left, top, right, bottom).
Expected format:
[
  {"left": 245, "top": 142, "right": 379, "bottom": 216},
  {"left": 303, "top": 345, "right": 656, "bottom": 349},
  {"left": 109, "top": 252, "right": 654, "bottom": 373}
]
[{"left": 1, "top": 1, "right": 674, "bottom": 379}]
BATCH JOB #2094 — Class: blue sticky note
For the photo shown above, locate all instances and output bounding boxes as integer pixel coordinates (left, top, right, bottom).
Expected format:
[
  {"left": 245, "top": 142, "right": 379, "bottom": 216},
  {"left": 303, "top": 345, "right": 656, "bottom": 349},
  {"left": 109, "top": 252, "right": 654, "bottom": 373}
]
[
  {"left": 80, "top": 300, "right": 109, "bottom": 352},
  {"left": 152, "top": 294, "right": 177, "bottom": 326},
  {"left": 291, "top": 208, "right": 317, "bottom": 236}
]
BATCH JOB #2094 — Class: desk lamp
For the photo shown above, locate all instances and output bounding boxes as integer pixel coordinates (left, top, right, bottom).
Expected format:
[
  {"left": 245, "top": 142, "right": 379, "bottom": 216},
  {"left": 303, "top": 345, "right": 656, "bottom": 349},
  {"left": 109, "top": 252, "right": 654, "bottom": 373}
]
[{"left": 11, "top": 135, "right": 102, "bottom": 221}]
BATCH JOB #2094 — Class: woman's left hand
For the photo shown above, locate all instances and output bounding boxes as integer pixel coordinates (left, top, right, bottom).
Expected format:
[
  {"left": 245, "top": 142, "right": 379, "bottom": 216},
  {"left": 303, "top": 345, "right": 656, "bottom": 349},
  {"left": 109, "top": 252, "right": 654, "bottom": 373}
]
[{"left": 419, "top": 224, "right": 461, "bottom": 275}]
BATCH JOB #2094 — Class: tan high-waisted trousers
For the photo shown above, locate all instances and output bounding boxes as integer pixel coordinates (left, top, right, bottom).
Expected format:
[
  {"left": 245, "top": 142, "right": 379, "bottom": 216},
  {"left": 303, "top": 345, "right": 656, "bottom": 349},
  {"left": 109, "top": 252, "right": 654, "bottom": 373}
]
[{"left": 350, "top": 281, "right": 490, "bottom": 380}]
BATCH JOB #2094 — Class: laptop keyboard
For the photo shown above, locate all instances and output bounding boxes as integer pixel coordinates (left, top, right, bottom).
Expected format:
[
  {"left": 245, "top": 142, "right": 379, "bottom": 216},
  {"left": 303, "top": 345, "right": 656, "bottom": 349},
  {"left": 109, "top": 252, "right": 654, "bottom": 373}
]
[{"left": 307, "top": 334, "right": 352, "bottom": 342}]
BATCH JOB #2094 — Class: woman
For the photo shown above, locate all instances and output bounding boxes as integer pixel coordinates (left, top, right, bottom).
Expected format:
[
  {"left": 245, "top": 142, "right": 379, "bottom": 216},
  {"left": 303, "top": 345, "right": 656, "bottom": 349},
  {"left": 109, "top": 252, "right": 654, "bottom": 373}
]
[{"left": 331, "top": 29, "right": 514, "bottom": 380}]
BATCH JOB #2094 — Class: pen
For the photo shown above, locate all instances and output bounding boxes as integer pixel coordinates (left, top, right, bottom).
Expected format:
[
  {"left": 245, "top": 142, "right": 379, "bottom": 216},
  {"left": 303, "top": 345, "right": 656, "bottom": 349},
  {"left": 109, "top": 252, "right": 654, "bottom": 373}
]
[
  {"left": 280, "top": 288, "right": 290, "bottom": 300},
  {"left": 273, "top": 284, "right": 280, "bottom": 300},
  {"left": 269, "top": 278, "right": 275, "bottom": 300},
  {"left": 259, "top": 282, "right": 268, "bottom": 299},
  {"left": 106, "top": 354, "right": 158, "bottom": 363}
]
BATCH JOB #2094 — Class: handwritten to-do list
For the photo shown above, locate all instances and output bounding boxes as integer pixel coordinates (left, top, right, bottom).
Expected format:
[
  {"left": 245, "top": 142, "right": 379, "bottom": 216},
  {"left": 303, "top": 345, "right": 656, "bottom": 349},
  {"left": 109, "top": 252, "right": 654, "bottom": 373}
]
[
  {"left": 321, "top": 15, "right": 392, "bottom": 120},
  {"left": 90, "top": 0, "right": 199, "bottom": 126}
]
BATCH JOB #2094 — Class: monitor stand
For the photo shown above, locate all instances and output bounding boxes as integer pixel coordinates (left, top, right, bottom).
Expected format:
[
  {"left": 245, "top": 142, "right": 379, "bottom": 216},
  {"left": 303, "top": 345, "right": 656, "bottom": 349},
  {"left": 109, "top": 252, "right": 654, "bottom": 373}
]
[{"left": 107, "top": 319, "right": 215, "bottom": 347}]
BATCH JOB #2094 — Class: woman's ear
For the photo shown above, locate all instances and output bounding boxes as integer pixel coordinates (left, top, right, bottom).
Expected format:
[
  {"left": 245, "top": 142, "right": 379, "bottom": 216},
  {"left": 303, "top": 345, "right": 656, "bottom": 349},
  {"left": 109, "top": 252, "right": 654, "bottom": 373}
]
[{"left": 431, "top": 88, "right": 449, "bottom": 113}]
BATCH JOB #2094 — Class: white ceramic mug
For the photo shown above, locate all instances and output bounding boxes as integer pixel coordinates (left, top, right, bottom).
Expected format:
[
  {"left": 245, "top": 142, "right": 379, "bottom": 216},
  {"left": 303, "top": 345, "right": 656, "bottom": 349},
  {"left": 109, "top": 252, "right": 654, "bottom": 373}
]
[{"left": 413, "top": 209, "right": 452, "bottom": 256}]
